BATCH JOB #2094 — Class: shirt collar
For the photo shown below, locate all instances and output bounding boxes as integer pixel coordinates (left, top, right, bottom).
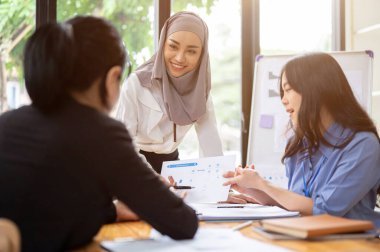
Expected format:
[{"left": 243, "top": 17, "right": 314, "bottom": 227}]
[{"left": 319, "top": 123, "right": 351, "bottom": 157}]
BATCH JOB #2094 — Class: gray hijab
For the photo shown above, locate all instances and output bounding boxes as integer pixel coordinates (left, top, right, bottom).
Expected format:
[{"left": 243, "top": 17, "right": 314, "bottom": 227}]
[{"left": 135, "top": 11, "right": 211, "bottom": 126}]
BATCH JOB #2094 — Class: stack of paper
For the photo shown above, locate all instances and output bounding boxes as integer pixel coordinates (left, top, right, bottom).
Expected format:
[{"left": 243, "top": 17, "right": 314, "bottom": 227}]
[{"left": 189, "top": 203, "right": 299, "bottom": 221}]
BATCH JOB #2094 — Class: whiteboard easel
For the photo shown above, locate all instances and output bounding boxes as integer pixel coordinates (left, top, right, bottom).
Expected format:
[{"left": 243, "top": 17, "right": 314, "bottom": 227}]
[{"left": 246, "top": 51, "right": 373, "bottom": 188}]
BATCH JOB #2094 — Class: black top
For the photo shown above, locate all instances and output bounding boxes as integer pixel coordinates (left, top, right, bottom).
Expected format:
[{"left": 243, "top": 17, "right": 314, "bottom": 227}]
[{"left": 0, "top": 98, "right": 198, "bottom": 252}]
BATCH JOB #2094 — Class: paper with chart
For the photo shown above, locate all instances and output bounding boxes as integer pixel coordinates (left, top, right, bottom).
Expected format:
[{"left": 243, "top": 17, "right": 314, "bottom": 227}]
[{"left": 161, "top": 155, "right": 236, "bottom": 203}]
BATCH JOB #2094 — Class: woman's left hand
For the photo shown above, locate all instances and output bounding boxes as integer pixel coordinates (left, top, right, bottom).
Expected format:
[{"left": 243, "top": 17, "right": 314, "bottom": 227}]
[{"left": 158, "top": 175, "right": 177, "bottom": 187}]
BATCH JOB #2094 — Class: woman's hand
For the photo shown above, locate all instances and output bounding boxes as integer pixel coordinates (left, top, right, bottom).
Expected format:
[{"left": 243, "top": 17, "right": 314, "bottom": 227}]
[
  {"left": 168, "top": 175, "right": 176, "bottom": 186},
  {"left": 163, "top": 175, "right": 188, "bottom": 199},
  {"left": 222, "top": 170, "right": 250, "bottom": 195},
  {"left": 223, "top": 167, "right": 265, "bottom": 190},
  {"left": 221, "top": 191, "right": 258, "bottom": 204},
  {"left": 159, "top": 175, "right": 174, "bottom": 187},
  {"left": 114, "top": 200, "right": 139, "bottom": 222}
]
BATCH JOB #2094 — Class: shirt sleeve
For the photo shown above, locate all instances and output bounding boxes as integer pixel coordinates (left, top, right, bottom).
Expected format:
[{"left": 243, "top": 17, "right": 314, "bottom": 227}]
[
  {"left": 98, "top": 121, "right": 198, "bottom": 240},
  {"left": 115, "top": 74, "right": 139, "bottom": 138},
  {"left": 312, "top": 133, "right": 380, "bottom": 216},
  {"left": 114, "top": 74, "right": 154, "bottom": 167},
  {"left": 194, "top": 96, "right": 223, "bottom": 157}
]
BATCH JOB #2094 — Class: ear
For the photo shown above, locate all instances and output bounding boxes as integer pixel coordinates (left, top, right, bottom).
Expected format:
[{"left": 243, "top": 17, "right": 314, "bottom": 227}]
[{"left": 105, "top": 65, "right": 122, "bottom": 111}]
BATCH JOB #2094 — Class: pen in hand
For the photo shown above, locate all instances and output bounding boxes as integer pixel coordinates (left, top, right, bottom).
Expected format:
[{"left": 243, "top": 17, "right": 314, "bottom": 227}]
[{"left": 173, "top": 185, "right": 195, "bottom": 190}]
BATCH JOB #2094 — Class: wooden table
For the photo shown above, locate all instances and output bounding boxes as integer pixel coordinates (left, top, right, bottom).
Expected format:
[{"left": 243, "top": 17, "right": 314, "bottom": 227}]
[{"left": 72, "top": 221, "right": 380, "bottom": 252}]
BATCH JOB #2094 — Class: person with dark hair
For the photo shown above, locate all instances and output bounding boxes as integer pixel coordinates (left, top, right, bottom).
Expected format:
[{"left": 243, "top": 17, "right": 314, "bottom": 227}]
[
  {"left": 115, "top": 11, "right": 223, "bottom": 174},
  {"left": 0, "top": 16, "right": 198, "bottom": 252},
  {"left": 223, "top": 53, "right": 380, "bottom": 228}
]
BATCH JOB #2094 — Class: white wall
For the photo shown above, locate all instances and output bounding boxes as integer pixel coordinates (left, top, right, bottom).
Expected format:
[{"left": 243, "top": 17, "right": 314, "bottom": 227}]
[{"left": 345, "top": 0, "right": 380, "bottom": 130}]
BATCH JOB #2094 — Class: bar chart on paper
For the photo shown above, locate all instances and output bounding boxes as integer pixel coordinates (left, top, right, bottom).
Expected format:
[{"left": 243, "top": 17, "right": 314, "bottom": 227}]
[{"left": 161, "top": 155, "right": 236, "bottom": 203}]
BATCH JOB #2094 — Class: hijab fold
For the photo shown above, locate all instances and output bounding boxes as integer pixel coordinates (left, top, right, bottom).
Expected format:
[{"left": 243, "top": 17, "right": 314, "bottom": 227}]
[{"left": 135, "top": 11, "right": 210, "bottom": 126}]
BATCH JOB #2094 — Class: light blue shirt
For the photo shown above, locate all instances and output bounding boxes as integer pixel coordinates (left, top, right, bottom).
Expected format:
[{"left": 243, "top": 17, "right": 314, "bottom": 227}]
[{"left": 285, "top": 123, "right": 380, "bottom": 228}]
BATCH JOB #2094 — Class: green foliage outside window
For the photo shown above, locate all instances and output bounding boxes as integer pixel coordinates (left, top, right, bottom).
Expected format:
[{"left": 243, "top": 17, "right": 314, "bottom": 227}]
[{"left": 0, "top": 0, "right": 34, "bottom": 112}]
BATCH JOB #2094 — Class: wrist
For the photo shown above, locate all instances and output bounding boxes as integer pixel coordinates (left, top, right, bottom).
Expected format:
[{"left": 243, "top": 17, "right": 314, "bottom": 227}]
[{"left": 257, "top": 177, "right": 269, "bottom": 191}]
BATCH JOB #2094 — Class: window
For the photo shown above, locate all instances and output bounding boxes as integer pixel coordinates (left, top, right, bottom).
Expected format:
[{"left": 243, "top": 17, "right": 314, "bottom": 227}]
[
  {"left": 57, "top": 0, "right": 155, "bottom": 68},
  {"left": 0, "top": 0, "right": 35, "bottom": 113},
  {"left": 260, "top": 0, "right": 332, "bottom": 54}
]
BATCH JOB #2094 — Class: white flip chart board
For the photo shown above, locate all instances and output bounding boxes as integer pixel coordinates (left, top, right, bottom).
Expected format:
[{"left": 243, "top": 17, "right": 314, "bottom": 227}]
[{"left": 247, "top": 51, "right": 373, "bottom": 188}]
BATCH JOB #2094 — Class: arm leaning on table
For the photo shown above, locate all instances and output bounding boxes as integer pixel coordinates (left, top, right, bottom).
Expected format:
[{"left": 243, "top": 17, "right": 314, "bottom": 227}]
[
  {"left": 97, "top": 121, "right": 198, "bottom": 240},
  {"left": 223, "top": 167, "right": 313, "bottom": 216}
]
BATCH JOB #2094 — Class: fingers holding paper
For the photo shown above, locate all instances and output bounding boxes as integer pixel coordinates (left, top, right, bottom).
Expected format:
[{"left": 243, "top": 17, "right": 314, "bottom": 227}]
[
  {"left": 223, "top": 166, "right": 297, "bottom": 209},
  {"left": 168, "top": 175, "right": 176, "bottom": 186}
]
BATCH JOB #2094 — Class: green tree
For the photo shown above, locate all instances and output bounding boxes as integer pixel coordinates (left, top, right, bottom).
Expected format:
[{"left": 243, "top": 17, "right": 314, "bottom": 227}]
[
  {"left": 58, "top": 0, "right": 155, "bottom": 69},
  {"left": 0, "top": 0, "right": 34, "bottom": 112},
  {"left": 0, "top": 0, "right": 216, "bottom": 113},
  {"left": 172, "top": 0, "right": 214, "bottom": 14},
  {"left": 58, "top": 0, "right": 215, "bottom": 71}
]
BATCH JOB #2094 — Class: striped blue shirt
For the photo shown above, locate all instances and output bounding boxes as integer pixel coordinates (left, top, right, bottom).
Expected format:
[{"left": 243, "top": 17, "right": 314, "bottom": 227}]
[{"left": 285, "top": 123, "right": 380, "bottom": 228}]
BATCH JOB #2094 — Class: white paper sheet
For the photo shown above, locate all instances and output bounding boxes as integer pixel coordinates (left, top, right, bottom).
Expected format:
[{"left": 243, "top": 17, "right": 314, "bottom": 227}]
[
  {"left": 161, "top": 155, "right": 236, "bottom": 203},
  {"left": 101, "top": 227, "right": 295, "bottom": 252},
  {"left": 189, "top": 203, "right": 299, "bottom": 221}
]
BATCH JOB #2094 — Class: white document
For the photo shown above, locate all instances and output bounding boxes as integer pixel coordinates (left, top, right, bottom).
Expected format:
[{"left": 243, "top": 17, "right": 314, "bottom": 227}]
[
  {"left": 101, "top": 227, "right": 295, "bottom": 252},
  {"left": 189, "top": 203, "right": 299, "bottom": 221},
  {"left": 161, "top": 155, "right": 236, "bottom": 203}
]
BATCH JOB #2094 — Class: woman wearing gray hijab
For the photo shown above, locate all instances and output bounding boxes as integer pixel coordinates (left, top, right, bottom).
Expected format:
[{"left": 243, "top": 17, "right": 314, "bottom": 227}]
[{"left": 116, "top": 11, "right": 223, "bottom": 173}]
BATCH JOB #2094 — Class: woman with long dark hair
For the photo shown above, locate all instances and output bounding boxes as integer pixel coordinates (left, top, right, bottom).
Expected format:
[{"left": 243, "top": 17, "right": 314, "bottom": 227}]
[
  {"left": 224, "top": 53, "right": 380, "bottom": 228},
  {"left": 0, "top": 16, "right": 197, "bottom": 252}
]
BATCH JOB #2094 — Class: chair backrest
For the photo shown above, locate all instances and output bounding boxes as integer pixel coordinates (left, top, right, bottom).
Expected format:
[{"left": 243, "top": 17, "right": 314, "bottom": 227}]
[{"left": 0, "top": 219, "right": 20, "bottom": 252}]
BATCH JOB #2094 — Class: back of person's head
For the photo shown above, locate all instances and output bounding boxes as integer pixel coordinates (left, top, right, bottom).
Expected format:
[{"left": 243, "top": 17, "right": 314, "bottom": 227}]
[
  {"left": 24, "top": 16, "right": 126, "bottom": 112},
  {"left": 280, "top": 52, "right": 379, "bottom": 160}
]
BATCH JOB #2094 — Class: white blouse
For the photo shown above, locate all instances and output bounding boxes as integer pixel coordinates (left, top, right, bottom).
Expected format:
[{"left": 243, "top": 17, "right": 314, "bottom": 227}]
[{"left": 115, "top": 73, "right": 223, "bottom": 157}]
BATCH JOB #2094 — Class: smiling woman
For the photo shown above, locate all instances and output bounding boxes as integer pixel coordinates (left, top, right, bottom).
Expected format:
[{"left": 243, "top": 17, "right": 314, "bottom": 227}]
[{"left": 115, "top": 11, "right": 223, "bottom": 173}]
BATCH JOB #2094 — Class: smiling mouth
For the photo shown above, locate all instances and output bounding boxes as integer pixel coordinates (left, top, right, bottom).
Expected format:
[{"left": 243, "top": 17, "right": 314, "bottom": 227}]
[
  {"left": 170, "top": 62, "right": 186, "bottom": 70},
  {"left": 286, "top": 108, "right": 294, "bottom": 114}
]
